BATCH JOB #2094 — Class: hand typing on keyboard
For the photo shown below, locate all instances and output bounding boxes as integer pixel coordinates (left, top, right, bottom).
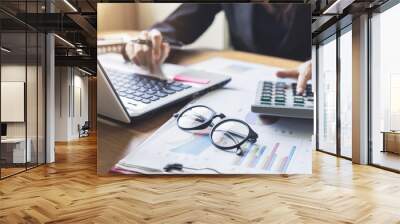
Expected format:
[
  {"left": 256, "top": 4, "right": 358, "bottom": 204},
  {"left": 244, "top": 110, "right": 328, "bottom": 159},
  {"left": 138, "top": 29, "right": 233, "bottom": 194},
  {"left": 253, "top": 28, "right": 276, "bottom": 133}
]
[
  {"left": 125, "top": 29, "right": 170, "bottom": 78},
  {"left": 107, "top": 69, "right": 192, "bottom": 105}
]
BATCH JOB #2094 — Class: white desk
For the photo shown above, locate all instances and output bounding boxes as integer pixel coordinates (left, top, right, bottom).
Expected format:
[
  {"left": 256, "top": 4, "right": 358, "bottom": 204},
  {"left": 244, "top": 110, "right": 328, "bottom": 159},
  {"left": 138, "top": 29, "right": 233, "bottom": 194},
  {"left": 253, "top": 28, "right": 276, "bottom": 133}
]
[{"left": 1, "top": 138, "right": 31, "bottom": 163}]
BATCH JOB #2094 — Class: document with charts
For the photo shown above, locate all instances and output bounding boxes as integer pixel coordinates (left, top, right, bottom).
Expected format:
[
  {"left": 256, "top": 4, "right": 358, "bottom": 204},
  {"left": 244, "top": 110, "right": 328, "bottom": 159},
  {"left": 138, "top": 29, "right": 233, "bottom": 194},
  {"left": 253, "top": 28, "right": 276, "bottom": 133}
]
[{"left": 113, "top": 57, "right": 313, "bottom": 174}]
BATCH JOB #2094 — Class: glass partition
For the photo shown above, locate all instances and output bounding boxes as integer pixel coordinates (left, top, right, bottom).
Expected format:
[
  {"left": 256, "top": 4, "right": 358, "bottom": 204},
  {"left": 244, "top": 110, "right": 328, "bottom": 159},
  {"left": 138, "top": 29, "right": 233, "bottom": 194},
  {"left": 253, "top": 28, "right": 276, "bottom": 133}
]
[
  {"left": 317, "top": 36, "right": 337, "bottom": 155},
  {"left": 26, "top": 0, "right": 45, "bottom": 169},
  {"left": 1, "top": 30, "right": 28, "bottom": 177},
  {"left": 0, "top": 1, "right": 46, "bottom": 179}
]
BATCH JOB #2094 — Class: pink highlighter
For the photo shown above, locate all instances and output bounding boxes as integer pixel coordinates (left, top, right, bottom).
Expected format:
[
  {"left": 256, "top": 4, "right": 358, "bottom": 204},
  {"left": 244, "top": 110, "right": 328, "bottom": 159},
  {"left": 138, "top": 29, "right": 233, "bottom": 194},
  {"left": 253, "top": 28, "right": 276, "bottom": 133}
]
[{"left": 173, "top": 74, "right": 210, "bottom": 84}]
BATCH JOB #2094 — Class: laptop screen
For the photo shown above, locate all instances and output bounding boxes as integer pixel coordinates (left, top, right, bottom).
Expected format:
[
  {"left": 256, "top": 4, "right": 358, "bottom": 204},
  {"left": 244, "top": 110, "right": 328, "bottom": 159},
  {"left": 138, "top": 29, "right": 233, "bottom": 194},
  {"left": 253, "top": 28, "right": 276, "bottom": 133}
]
[{"left": 1, "top": 123, "right": 7, "bottom": 137}]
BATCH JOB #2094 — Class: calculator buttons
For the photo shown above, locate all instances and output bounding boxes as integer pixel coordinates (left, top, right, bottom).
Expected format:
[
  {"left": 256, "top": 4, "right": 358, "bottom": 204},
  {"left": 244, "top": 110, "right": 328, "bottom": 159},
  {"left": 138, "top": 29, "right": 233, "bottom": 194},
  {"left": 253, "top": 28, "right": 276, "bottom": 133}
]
[
  {"left": 261, "top": 96, "right": 272, "bottom": 101},
  {"left": 253, "top": 80, "right": 314, "bottom": 119},
  {"left": 275, "top": 96, "right": 285, "bottom": 102},
  {"left": 264, "top": 81, "right": 309, "bottom": 105}
]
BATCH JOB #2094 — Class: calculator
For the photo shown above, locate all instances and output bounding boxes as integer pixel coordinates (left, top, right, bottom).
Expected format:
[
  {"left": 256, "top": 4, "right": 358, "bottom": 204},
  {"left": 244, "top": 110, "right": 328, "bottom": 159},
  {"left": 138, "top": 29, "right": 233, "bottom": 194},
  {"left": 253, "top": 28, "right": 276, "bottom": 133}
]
[{"left": 251, "top": 81, "right": 314, "bottom": 119}]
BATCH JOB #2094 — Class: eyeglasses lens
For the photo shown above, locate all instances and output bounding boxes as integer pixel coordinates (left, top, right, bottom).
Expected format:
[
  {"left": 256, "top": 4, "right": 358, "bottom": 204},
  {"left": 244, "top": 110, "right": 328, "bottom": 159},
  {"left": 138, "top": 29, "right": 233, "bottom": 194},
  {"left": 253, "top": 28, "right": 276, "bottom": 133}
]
[
  {"left": 211, "top": 121, "right": 250, "bottom": 148},
  {"left": 178, "top": 106, "right": 214, "bottom": 129}
]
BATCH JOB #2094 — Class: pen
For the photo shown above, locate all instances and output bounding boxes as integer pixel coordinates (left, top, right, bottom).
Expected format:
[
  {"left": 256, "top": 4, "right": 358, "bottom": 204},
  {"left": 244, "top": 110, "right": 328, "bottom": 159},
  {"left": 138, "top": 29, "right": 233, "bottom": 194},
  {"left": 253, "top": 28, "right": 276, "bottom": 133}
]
[
  {"left": 130, "top": 39, "right": 184, "bottom": 50},
  {"left": 97, "top": 38, "right": 184, "bottom": 60}
]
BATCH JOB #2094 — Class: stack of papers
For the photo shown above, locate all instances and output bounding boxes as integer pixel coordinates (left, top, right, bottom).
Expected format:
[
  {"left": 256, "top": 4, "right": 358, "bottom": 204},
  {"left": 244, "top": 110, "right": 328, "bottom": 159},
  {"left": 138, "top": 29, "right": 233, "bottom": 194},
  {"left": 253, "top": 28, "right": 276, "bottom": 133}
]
[{"left": 113, "top": 58, "right": 313, "bottom": 174}]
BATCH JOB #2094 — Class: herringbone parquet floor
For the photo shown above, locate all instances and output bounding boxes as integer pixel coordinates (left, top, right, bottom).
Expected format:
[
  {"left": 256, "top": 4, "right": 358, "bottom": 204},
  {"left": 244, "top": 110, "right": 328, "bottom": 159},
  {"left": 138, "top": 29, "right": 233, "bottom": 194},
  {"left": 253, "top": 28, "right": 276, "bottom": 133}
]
[{"left": 1, "top": 134, "right": 400, "bottom": 224}]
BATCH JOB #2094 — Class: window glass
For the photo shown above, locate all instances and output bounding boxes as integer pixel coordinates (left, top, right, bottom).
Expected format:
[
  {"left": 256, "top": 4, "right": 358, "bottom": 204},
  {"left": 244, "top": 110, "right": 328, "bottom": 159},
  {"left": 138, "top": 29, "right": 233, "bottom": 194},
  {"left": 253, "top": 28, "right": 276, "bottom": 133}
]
[
  {"left": 339, "top": 29, "right": 352, "bottom": 158},
  {"left": 371, "top": 3, "right": 400, "bottom": 171},
  {"left": 317, "top": 37, "right": 337, "bottom": 154}
]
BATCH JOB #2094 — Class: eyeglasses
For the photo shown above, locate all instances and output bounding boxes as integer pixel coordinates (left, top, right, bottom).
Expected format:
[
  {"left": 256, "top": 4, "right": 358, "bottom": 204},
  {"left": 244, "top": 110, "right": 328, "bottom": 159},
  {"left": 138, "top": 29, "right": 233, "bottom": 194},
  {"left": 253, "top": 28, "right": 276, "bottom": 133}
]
[{"left": 174, "top": 105, "right": 258, "bottom": 156}]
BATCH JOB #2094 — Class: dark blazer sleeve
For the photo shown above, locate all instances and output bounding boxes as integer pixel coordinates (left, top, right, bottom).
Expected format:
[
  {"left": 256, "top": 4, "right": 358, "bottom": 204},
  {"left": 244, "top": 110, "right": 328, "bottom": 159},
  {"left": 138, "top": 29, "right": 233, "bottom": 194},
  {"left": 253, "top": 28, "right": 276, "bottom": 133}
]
[{"left": 151, "top": 4, "right": 222, "bottom": 45}]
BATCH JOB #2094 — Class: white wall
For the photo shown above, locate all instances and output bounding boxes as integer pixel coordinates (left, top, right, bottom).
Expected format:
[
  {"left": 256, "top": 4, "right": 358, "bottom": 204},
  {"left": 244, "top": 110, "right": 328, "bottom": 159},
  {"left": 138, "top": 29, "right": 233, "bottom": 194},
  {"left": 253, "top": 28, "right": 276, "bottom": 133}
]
[
  {"left": 1, "top": 82, "right": 25, "bottom": 122},
  {"left": 1, "top": 65, "right": 30, "bottom": 138},
  {"left": 72, "top": 74, "right": 89, "bottom": 138},
  {"left": 55, "top": 67, "right": 69, "bottom": 141},
  {"left": 55, "top": 67, "right": 89, "bottom": 141}
]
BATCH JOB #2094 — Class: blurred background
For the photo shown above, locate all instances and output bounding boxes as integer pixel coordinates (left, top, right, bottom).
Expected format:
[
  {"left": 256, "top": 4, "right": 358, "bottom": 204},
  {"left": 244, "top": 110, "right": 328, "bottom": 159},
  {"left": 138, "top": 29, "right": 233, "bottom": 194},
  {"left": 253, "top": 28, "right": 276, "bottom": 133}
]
[{"left": 97, "top": 3, "right": 229, "bottom": 50}]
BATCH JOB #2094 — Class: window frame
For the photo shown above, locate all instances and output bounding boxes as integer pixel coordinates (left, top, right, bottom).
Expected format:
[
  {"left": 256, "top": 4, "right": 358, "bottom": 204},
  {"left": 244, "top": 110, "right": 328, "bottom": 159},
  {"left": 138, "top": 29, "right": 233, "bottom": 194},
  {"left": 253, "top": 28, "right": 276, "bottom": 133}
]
[
  {"left": 315, "top": 0, "right": 400, "bottom": 173},
  {"left": 367, "top": 0, "right": 400, "bottom": 173},
  {"left": 315, "top": 22, "right": 353, "bottom": 160}
]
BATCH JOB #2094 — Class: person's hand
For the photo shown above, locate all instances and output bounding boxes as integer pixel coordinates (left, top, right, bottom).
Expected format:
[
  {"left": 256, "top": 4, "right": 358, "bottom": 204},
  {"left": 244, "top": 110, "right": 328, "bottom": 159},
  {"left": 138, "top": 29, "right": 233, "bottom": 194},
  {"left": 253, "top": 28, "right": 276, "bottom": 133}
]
[
  {"left": 276, "top": 60, "right": 311, "bottom": 94},
  {"left": 125, "top": 29, "right": 171, "bottom": 76}
]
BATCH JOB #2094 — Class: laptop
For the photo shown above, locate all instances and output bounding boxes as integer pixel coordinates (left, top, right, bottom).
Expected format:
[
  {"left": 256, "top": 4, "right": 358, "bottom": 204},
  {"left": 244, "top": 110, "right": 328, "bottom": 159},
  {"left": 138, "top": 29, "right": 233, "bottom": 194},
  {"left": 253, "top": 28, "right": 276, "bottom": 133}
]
[{"left": 97, "top": 53, "right": 231, "bottom": 123}]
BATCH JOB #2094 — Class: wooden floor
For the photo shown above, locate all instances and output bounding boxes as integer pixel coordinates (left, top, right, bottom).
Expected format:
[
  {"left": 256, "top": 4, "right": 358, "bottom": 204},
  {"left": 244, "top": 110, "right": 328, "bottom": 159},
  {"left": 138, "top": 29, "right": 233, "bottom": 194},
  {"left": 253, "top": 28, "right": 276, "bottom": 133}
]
[
  {"left": 1, "top": 167, "right": 26, "bottom": 178},
  {"left": 372, "top": 150, "right": 400, "bottom": 171},
  {"left": 1, "top": 135, "right": 400, "bottom": 223}
]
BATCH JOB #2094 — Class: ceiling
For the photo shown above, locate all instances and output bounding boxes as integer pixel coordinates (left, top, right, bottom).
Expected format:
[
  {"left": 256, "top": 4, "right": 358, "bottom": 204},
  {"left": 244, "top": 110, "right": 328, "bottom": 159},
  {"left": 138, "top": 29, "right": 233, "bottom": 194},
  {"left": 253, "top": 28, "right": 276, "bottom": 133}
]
[
  {"left": 0, "top": 0, "right": 97, "bottom": 73},
  {"left": 1, "top": 0, "right": 394, "bottom": 73}
]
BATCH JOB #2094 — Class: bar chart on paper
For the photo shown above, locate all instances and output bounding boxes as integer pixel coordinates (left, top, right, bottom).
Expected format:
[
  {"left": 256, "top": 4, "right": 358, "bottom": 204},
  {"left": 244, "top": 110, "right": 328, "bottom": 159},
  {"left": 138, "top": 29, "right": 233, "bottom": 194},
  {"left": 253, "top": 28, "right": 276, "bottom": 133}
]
[
  {"left": 115, "top": 107, "right": 312, "bottom": 174},
  {"left": 231, "top": 141, "right": 300, "bottom": 173},
  {"left": 170, "top": 135, "right": 211, "bottom": 156}
]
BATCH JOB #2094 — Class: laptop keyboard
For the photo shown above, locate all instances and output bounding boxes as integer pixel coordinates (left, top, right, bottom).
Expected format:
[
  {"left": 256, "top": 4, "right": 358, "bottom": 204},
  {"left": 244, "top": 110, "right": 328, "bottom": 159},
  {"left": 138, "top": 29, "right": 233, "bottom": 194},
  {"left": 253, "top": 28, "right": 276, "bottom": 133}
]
[{"left": 106, "top": 69, "right": 192, "bottom": 104}]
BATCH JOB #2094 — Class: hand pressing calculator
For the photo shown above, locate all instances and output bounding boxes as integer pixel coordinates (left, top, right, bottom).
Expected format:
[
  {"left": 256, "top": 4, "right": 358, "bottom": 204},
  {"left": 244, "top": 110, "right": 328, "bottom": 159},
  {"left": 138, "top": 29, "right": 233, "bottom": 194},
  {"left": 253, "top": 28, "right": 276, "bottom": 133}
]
[{"left": 251, "top": 81, "right": 313, "bottom": 119}]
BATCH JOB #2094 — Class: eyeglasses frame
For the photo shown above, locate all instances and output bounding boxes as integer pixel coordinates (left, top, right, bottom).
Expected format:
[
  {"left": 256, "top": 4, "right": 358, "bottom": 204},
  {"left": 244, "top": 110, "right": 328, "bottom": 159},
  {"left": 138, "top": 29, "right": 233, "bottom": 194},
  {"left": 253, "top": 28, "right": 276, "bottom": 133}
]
[{"left": 175, "top": 105, "right": 258, "bottom": 155}]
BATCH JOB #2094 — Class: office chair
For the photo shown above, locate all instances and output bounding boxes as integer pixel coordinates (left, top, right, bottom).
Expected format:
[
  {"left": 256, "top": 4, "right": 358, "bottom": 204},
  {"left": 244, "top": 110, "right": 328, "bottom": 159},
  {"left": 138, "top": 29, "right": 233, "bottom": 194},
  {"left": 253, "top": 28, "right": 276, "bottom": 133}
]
[{"left": 79, "top": 121, "right": 90, "bottom": 138}]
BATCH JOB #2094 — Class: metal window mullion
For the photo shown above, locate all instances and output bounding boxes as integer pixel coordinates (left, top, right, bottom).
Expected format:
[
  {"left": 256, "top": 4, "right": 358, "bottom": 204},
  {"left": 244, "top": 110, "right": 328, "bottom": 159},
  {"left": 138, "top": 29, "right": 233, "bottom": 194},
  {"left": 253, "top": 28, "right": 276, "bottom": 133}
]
[
  {"left": 315, "top": 44, "right": 320, "bottom": 151},
  {"left": 0, "top": 27, "right": 2, "bottom": 179},
  {"left": 25, "top": 0, "right": 28, "bottom": 171},
  {"left": 36, "top": 0, "right": 39, "bottom": 167},
  {"left": 59, "top": 68, "right": 62, "bottom": 117},
  {"left": 73, "top": 68, "right": 75, "bottom": 118},
  {"left": 367, "top": 11, "right": 373, "bottom": 165},
  {"left": 336, "top": 28, "right": 341, "bottom": 157},
  {"left": 68, "top": 68, "right": 71, "bottom": 118},
  {"left": 44, "top": 31, "right": 47, "bottom": 165}
]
